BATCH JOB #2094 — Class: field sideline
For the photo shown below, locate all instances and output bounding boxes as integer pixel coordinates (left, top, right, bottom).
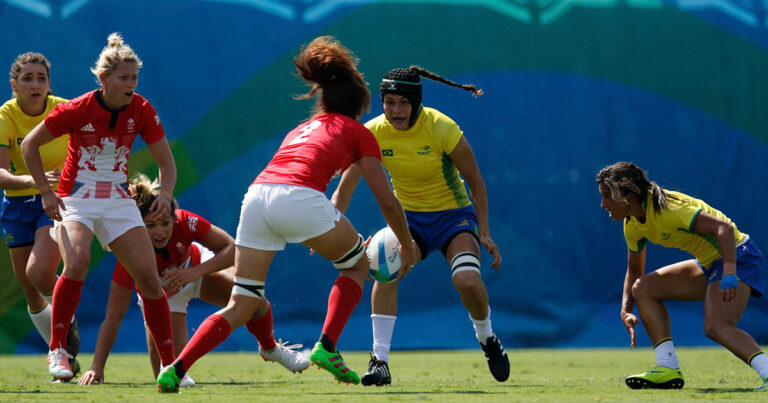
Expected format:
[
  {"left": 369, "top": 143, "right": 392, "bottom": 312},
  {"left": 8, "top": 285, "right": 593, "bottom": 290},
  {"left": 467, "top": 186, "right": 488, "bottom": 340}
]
[{"left": 1, "top": 347, "right": 766, "bottom": 402}]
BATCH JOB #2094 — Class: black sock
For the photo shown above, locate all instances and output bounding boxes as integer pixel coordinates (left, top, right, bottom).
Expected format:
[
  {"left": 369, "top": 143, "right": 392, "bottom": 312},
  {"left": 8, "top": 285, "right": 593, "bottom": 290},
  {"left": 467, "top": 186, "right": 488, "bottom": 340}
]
[
  {"left": 319, "top": 333, "right": 335, "bottom": 353},
  {"left": 173, "top": 361, "right": 186, "bottom": 379}
]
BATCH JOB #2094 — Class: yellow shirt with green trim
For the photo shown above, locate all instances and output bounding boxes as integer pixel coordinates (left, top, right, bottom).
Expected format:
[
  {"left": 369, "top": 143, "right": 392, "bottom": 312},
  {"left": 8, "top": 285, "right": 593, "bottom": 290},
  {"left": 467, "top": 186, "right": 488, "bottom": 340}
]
[
  {"left": 365, "top": 106, "right": 470, "bottom": 212},
  {"left": 623, "top": 190, "right": 745, "bottom": 268},
  {"left": 0, "top": 96, "right": 69, "bottom": 197}
]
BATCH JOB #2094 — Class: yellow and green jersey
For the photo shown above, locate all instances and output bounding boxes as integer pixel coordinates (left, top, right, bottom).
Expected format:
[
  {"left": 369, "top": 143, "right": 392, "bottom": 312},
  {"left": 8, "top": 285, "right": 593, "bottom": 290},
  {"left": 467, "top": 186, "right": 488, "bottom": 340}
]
[
  {"left": 624, "top": 190, "right": 745, "bottom": 268},
  {"left": 366, "top": 107, "right": 470, "bottom": 212},
  {"left": 0, "top": 95, "right": 69, "bottom": 196}
]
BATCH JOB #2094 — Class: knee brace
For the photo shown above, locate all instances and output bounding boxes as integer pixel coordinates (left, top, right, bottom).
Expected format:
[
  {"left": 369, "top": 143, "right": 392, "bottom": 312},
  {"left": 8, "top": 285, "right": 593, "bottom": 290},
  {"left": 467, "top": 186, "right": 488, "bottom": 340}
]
[
  {"left": 333, "top": 233, "right": 365, "bottom": 269},
  {"left": 451, "top": 252, "right": 481, "bottom": 278},
  {"left": 232, "top": 276, "right": 265, "bottom": 299}
]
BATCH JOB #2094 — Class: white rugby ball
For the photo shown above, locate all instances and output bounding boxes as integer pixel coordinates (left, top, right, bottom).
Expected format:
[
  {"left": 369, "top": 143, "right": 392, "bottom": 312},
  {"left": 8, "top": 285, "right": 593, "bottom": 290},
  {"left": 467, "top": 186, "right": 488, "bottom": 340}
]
[{"left": 367, "top": 227, "right": 401, "bottom": 283}]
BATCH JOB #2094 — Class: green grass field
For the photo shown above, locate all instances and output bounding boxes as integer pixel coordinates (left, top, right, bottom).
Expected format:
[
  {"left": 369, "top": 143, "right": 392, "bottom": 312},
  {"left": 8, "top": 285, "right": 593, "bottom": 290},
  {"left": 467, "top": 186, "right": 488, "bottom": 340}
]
[{"left": 1, "top": 347, "right": 766, "bottom": 402}]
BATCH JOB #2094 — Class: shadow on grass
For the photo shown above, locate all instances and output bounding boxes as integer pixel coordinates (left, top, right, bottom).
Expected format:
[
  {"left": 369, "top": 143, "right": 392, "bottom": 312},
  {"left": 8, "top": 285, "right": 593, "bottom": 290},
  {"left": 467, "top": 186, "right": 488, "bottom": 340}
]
[{"left": 691, "top": 387, "right": 755, "bottom": 393}]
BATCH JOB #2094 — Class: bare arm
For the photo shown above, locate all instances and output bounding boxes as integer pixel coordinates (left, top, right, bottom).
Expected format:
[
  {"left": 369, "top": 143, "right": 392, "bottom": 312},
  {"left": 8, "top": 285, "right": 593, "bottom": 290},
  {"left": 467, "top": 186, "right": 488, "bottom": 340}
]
[
  {"left": 450, "top": 137, "right": 501, "bottom": 269},
  {"left": 358, "top": 155, "right": 417, "bottom": 277},
  {"left": 21, "top": 122, "right": 65, "bottom": 219},
  {"left": 146, "top": 138, "right": 176, "bottom": 220},
  {"left": 331, "top": 163, "right": 363, "bottom": 214},
  {"left": 621, "top": 248, "right": 646, "bottom": 348},
  {"left": 163, "top": 224, "right": 235, "bottom": 293},
  {"left": 78, "top": 281, "right": 133, "bottom": 385},
  {"left": 691, "top": 211, "right": 737, "bottom": 302},
  {"left": 0, "top": 147, "right": 36, "bottom": 189}
]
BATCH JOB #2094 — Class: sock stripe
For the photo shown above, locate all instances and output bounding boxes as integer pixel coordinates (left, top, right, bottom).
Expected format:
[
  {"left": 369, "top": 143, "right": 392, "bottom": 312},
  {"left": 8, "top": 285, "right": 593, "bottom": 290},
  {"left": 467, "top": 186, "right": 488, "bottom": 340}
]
[
  {"left": 29, "top": 303, "right": 49, "bottom": 315},
  {"left": 653, "top": 337, "right": 672, "bottom": 348},
  {"left": 749, "top": 351, "right": 765, "bottom": 365}
]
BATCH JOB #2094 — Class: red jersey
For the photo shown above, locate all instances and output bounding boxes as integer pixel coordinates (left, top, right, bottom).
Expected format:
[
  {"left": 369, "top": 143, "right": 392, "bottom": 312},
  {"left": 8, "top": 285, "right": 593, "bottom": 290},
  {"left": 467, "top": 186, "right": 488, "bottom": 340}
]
[
  {"left": 254, "top": 113, "right": 381, "bottom": 192},
  {"left": 112, "top": 209, "right": 211, "bottom": 297},
  {"left": 44, "top": 90, "right": 165, "bottom": 199}
]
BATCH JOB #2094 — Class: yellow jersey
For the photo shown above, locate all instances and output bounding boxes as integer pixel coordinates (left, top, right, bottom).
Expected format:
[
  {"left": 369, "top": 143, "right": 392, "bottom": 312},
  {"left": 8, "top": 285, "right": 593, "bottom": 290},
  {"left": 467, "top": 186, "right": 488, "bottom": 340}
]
[
  {"left": 365, "top": 107, "right": 470, "bottom": 212},
  {"left": 0, "top": 95, "right": 69, "bottom": 196},
  {"left": 624, "top": 190, "right": 745, "bottom": 268}
]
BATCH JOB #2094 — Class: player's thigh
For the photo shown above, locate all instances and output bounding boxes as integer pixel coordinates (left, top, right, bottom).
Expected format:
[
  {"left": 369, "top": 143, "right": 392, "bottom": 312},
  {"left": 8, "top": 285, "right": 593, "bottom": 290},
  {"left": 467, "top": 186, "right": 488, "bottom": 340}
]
[
  {"left": 56, "top": 221, "right": 94, "bottom": 279},
  {"left": 704, "top": 282, "right": 751, "bottom": 326},
  {"left": 234, "top": 245, "right": 275, "bottom": 283},
  {"left": 636, "top": 259, "right": 707, "bottom": 301},
  {"left": 109, "top": 227, "right": 161, "bottom": 292},
  {"left": 301, "top": 214, "right": 360, "bottom": 262},
  {"left": 444, "top": 232, "right": 481, "bottom": 262},
  {"left": 200, "top": 269, "right": 235, "bottom": 307}
]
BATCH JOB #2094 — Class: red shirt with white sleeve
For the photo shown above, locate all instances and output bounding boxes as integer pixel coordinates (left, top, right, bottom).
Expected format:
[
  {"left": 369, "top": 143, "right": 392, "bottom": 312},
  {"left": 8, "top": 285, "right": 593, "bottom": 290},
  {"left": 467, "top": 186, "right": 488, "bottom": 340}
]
[
  {"left": 254, "top": 113, "right": 381, "bottom": 192},
  {"left": 44, "top": 90, "right": 165, "bottom": 199}
]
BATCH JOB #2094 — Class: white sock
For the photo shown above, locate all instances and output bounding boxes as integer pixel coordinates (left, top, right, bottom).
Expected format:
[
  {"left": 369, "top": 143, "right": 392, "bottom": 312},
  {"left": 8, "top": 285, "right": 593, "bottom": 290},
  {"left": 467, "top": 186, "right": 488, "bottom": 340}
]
[
  {"left": 654, "top": 338, "right": 679, "bottom": 369},
  {"left": 29, "top": 303, "right": 52, "bottom": 344},
  {"left": 471, "top": 307, "right": 494, "bottom": 343},
  {"left": 41, "top": 292, "right": 53, "bottom": 305},
  {"left": 371, "top": 314, "right": 396, "bottom": 363},
  {"left": 750, "top": 352, "right": 768, "bottom": 378}
]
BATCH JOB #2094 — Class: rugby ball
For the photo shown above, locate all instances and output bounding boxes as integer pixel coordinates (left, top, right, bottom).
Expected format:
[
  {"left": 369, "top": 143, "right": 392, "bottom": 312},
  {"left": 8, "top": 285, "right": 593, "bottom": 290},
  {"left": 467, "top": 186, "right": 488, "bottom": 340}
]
[{"left": 367, "top": 227, "right": 401, "bottom": 283}]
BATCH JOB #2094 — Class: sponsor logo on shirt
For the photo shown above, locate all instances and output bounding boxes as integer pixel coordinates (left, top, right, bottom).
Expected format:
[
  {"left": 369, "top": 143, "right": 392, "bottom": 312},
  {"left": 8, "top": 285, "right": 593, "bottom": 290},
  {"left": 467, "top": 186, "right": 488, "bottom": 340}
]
[
  {"left": 127, "top": 118, "right": 135, "bottom": 135},
  {"left": 382, "top": 149, "right": 393, "bottom": 157},
  {"left": 417, "top": 145, "right": 431, "bottom": 156},
  {"left": 661, "top": 233, "right": 671, "bottom": 240},
  {"left": 80, "top": 123, "right": 95, "bottom": 132}
]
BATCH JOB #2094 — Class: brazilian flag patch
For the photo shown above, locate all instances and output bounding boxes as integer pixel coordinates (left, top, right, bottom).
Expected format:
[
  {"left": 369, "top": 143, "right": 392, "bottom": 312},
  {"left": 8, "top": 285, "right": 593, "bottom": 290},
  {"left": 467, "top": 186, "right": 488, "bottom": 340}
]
[{"left": 382, "top": 149, "right": 393, "bottom": 157}]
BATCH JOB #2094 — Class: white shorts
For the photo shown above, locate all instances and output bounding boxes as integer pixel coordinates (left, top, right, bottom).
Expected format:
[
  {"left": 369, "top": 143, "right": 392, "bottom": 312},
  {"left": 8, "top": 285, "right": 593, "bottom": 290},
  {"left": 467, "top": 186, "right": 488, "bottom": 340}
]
[
  {"left": 139, "top": 243, "right": 213, "bottom": 314},
  {"left": 235, "top": 183, "right": 340, "bottom": 251},
  {"left": 50, "top": 197, "right": 144, "bottom": 250}
]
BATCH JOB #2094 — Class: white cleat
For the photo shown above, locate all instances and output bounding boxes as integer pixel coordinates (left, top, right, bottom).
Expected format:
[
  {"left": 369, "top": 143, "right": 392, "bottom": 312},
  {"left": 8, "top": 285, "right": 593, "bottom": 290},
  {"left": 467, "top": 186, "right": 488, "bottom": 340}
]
[
  {"left": 259, "top": 339, "right": 310, "bottom": 373},
  {"left": 180, "top": 374, "right": 195, "bottom": 387},
  {"left": 48, "top": 348, "right": 73, "bottom": 380}
]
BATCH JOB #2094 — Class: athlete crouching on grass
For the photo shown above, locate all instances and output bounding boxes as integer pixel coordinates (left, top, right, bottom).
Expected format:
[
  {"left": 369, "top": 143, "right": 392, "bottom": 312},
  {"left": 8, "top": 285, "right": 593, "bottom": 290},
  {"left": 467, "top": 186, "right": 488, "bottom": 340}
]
[
  {"left": 597, "top": 161, "right": 768, "bottom": 391},
  {"left": 78, "top": 175, "right": 308, "bottom": 386},
  {"left": 21, "top": 32, "right": 177, "bottom": 382},
  {"left": 156, "top": 35, "right": 417, "bottom": 393}
]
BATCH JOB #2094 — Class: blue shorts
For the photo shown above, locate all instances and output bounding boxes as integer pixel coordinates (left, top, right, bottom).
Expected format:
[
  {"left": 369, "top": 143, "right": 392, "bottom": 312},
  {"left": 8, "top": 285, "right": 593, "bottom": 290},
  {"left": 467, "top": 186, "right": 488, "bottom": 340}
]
[
  {"left": 697, "top": 238, "right": 766, "bottom": 297},
  {"left": 405, "top": 205, "right": 479, "bottom": 259},
  {"left": 0, "top": 194, "right": 53, "bottom": 248}
]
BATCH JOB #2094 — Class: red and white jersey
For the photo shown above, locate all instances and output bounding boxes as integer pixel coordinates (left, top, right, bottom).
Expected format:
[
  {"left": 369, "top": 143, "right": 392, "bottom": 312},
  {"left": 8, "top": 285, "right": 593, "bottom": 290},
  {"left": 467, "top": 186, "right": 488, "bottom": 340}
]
[
  {"left": 254, "top": 113, "right": 381, "bottom": 193},
  {"left": 112, "top": 209, "right": 212, "bottom": 297},
  {"left": 44, "top": 90, "right": 165, "bottom": 199}
]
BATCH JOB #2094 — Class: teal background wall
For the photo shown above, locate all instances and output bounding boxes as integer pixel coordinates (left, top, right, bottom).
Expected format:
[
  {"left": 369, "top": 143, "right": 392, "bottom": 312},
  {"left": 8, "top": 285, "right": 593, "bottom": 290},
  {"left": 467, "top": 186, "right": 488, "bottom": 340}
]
[{"left": 1, "top": 0, "right": 767, "bottom": 354}]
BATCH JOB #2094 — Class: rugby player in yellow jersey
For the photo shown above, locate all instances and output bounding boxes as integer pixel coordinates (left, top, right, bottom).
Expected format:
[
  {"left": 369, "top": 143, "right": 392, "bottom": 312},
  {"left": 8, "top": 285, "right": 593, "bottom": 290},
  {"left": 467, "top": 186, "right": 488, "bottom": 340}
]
[
  {"left": 597, "top": 161, "right": 768, "bottom": 391},
  {"left": 0, "top": 52, "right": 80, "bottom": 379},
  {"left": 333, "top": 67, "right": 508, "bottom": 385}
]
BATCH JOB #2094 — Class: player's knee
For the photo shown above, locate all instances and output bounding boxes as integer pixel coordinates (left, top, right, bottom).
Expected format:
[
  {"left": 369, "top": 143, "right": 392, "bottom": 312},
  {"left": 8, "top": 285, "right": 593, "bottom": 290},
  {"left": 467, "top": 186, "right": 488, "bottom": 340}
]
[
  {"left": 631, "top": 276, "right": 652, "bottom": 300},
  {"left": 704, "top": 321, "right": 726, "bottom": 342},
  {"left": 63, "top": 254, "right": 90, "bottom": 275},
  {"left": 232, "top": 276, "right": 265, "bottom": 299},
  {"left": 333, "top": 233, "right": 365, "bottom": 270}
]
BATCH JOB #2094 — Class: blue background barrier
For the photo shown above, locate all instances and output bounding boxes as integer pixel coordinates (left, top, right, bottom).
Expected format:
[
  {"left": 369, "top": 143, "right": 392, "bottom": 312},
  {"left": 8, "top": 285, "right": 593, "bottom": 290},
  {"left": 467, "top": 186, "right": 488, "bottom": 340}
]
[{"left": 1, "top": 0, "right": 767, "bottom": 354}]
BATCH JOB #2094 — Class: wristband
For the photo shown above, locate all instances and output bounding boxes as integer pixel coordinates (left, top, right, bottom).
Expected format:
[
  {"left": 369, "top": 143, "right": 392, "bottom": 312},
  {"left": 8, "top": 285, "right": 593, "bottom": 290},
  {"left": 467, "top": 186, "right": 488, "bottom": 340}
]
[{"left": 720, "top": 273, "right": 739, "bottom": 290}]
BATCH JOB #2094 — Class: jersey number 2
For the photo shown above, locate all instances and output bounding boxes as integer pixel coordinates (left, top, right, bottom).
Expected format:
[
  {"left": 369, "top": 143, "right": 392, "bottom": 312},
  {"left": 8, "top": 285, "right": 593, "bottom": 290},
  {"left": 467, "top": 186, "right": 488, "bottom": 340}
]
[{"left": 288, "top": 120, "right": 322, "bottom": 145}]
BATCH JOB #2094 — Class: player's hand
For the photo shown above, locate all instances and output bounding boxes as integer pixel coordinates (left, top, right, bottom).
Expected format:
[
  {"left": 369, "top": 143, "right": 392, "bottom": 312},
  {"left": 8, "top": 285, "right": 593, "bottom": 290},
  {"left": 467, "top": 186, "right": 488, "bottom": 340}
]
[
  {"left": 41, "top": 190, "right": 65, "bottom": 221},
  {"left": 480, "top": 234, "right": 501, "bottom": 269},
  {"left": 719, "top": 273, "right": 739, "bottom": 303},
  {"left": 621, "top": 311, "right": 639, "bottom": 348},
  {"left": 44, "top": 168, "right": 61, "bottom": 185},
  {"left": 162, "top": 269, "right": 196, "bottom": 294},
  {"left": 396, "top": 239, "right": 418, "bottom": 280},
  {"left": 361, "top": 235, "right": 373, "bottom": 281},
  {"left": 147, "top": 193, "right": 171, "bottom": 221},
  {"left": 78, "top": 368, "right": 104, "bottom": 385}
]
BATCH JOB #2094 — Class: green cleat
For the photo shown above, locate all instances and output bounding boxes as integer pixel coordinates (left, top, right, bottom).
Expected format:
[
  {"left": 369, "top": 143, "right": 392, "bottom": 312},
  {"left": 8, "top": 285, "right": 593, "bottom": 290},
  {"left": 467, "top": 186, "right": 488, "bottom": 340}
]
[
  {"left": 309, "top": 342, "right": 360, "bottom": 385},
  {"left": 756, "top": 377, "right": 768, "bottom": 391},
  {"left": 157, "top": 366, "right": 181, "bottom": 393},
  {"left": 625, "top": 365, "right": 684, "bottom": 389}
]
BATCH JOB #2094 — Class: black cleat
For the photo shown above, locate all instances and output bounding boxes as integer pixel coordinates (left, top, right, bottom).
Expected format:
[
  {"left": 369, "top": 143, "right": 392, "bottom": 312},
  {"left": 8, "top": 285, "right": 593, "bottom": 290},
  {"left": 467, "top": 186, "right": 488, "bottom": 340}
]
[
  {"left": 65, "top": 317, "right": 81, "bottom": 378},
  {"left": 480, "top": 334, "right": 509, "bottom": 382},
  {"left": 361, "top": 354, "right": 391, "bottom": 386}
]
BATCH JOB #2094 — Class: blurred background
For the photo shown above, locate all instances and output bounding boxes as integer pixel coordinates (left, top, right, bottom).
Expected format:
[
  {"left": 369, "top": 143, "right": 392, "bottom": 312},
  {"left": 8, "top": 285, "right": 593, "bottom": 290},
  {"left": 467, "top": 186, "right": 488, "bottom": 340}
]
[{"left": 1, "top": 0, "right": 767, "bottom": 355}]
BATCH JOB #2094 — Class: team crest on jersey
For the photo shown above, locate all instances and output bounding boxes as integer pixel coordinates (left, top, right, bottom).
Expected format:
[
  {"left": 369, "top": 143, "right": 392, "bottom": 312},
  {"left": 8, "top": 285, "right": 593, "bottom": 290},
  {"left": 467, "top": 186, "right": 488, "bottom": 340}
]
[
  {"left": 154, "top": 114, "right": 160, "bottom": 125},
  {"left": 417, "top": 145, "right": 432, "bottom": 156},
  {"left": 661, "top": 233, "right": 671, "bottom": 240},
  {"left": 176, "top": 241, "right": 186, "bottom": 256},
  {"left": 187, "top": 216, "right": 198, "bottom": 232},
  {"left": 382, "top": 149, "right": 394, "bottom": 157},
  {"left": 127, "top": 118, "right": 135, "bottom": 134}
]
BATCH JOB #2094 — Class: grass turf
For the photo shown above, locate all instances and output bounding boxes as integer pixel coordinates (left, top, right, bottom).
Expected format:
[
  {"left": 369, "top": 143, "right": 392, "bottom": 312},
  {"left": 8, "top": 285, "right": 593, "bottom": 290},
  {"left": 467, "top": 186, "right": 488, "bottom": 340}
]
[{"left": 0, "top": 347, "right": 766, "bottom": 401}]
